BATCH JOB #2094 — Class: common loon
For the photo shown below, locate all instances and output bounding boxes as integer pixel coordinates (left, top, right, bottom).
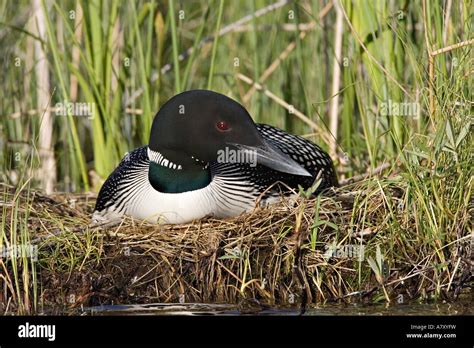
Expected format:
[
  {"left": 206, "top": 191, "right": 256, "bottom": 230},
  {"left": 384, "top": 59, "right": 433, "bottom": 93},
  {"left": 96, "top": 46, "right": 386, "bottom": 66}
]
[{"left": 92, "top": 90, "right": 337, "bottom": 225}]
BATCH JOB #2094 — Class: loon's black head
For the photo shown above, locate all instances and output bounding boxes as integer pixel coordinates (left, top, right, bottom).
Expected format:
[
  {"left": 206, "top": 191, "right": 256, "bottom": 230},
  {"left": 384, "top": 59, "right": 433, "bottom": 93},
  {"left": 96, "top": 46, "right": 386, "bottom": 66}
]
[{"left": 148, "top": 90, "right": 310, "bottom": 176}]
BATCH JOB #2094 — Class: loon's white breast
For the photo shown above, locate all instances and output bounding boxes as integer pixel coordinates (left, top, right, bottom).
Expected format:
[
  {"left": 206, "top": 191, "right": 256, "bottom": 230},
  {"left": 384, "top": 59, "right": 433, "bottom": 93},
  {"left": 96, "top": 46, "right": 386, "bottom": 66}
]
[{"left": 92, "top": 150, "right": 259, "bottom": 225}]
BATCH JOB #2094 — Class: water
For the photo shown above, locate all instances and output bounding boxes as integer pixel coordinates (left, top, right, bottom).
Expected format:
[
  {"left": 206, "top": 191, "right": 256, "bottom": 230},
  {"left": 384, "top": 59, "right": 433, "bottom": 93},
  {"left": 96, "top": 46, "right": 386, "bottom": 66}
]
[{"left": 82, "top": 300, "right": 472, "bottom": 316}]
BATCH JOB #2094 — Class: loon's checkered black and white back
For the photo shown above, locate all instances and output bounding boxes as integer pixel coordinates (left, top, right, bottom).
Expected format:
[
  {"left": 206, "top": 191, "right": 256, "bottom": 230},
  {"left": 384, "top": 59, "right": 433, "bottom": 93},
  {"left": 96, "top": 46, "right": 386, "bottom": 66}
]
[
  {"left": 256, "top": 124, "right": 337, "bottom": 190},
  {"left": 209, "top": 124, "right": 337, "bottom": 202},
  {"left": 93, "top": 123, "right": 337, "bottom": 225}
]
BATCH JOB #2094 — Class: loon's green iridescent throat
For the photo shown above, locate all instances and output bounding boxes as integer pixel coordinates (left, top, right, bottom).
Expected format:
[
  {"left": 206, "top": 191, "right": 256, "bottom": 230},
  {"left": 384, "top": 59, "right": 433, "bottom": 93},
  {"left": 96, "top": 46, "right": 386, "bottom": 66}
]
[{"left": 148, "top": 161, "right": 211, "bottom": 193}]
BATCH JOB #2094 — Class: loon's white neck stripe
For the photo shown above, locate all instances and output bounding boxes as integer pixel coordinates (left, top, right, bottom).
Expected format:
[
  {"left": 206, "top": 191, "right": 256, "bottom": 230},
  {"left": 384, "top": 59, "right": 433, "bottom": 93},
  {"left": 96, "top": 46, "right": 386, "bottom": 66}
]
[{"left": 147, "top": 147, "right": 182, "bottom": 170}]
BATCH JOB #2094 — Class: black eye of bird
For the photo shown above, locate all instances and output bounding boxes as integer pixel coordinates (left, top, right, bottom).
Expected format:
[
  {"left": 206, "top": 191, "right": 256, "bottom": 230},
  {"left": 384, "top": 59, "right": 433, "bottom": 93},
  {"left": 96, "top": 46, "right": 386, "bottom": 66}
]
[{"left": 216, "top": 121, "right": 230, "bottom": 132}]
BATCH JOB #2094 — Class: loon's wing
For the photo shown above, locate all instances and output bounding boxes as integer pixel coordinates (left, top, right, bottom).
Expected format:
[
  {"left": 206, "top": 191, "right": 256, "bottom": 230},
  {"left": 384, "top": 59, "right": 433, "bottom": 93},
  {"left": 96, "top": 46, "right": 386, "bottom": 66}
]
[
  {"left": 92, "top": 146, "right": 149, "bottom": 225},
  {"left": 209, "top": 124, "right": 338, "bottom": 202},
  {"left": 256, "top": 123, "right": 338, "bottom": 190}
]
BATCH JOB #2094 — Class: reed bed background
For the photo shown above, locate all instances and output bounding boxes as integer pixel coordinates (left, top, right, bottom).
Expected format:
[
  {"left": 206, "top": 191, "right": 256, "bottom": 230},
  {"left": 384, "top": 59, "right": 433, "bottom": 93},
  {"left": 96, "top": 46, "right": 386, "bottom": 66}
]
[{"left": 0, "top": 0, "right": 472, "bottom": 314}]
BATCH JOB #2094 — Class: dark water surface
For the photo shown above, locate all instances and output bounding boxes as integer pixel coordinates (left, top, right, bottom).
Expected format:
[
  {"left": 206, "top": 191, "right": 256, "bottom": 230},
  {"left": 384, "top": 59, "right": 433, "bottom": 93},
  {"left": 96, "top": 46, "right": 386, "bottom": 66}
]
[{"left": 82, "top": 300, "right": 472, "bottom": 316}]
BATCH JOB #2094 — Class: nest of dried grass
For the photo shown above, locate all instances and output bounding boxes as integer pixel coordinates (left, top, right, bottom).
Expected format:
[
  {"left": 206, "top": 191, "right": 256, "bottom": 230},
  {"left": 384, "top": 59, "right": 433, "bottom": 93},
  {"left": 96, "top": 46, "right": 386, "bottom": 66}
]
[{"left": 0, "top": 180, "right": 471, "bottom": 313}]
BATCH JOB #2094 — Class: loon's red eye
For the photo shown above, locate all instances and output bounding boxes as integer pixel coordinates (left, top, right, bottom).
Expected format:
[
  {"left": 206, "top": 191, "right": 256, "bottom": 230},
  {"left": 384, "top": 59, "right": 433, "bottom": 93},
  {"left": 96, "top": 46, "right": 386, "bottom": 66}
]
[{"left": 216, "top": 121, "right": 230, "bottom": 131}]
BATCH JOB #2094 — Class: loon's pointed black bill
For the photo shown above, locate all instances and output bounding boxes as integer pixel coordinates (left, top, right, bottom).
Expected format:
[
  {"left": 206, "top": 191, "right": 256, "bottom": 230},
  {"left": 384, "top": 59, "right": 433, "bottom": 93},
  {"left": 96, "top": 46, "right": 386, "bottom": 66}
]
[{"left": 231, "top": 141, "right": 312, "bottom": 177}]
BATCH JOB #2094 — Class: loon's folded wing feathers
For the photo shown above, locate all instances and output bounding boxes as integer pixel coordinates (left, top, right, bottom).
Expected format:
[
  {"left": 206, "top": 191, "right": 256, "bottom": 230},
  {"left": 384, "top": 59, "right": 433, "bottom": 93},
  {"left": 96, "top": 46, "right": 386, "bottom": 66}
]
[
  {"left": 256, "top": 123, "right": 338, "bottom": 188},
  {"left": 210, "top": 124, "right": 337, "bottom": 202},
  {"left": 93, "top": 146, "right": 149, "bottom": 219}
]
